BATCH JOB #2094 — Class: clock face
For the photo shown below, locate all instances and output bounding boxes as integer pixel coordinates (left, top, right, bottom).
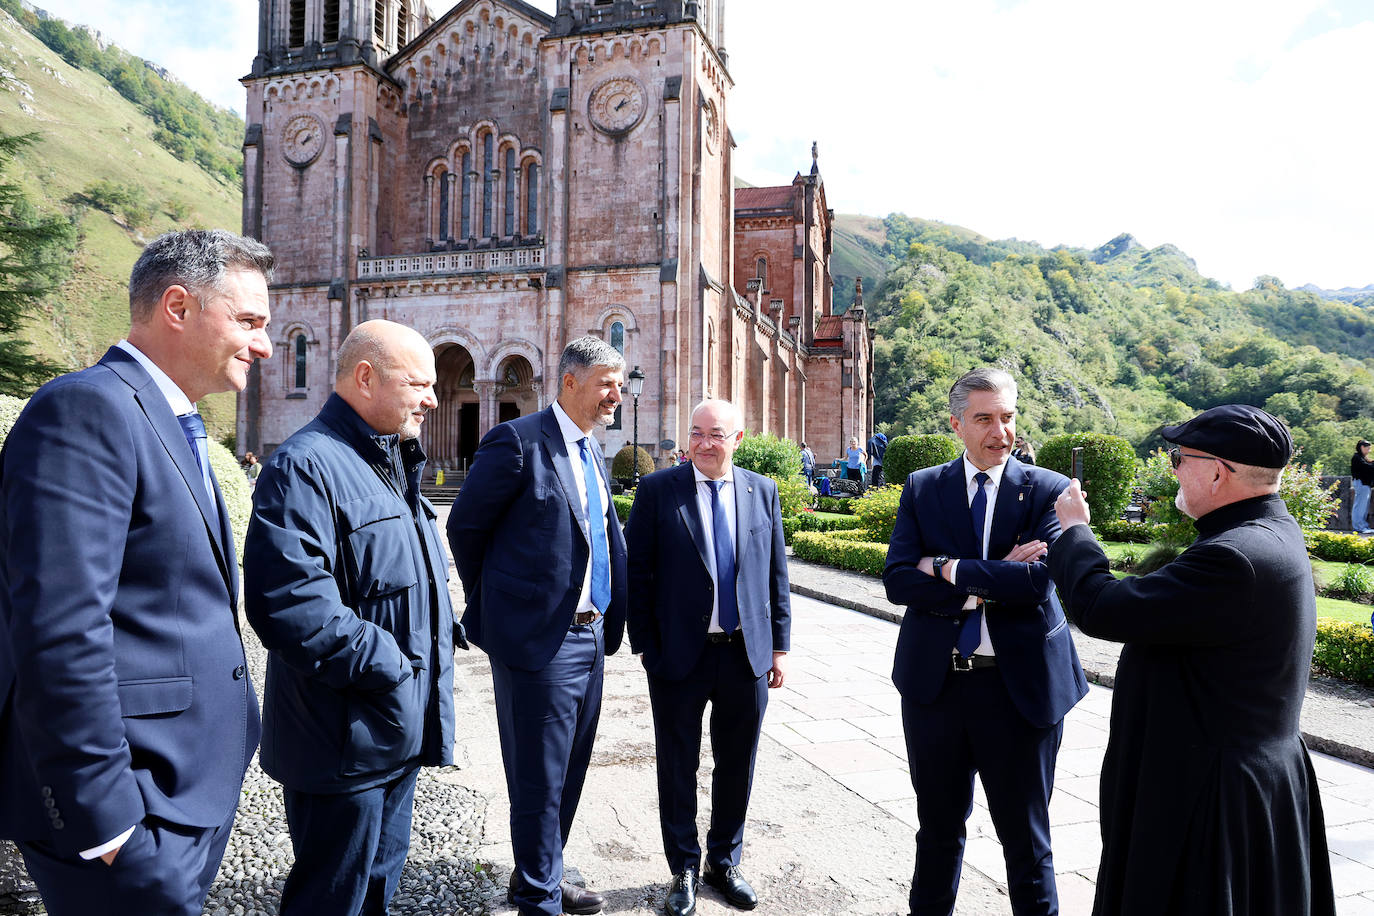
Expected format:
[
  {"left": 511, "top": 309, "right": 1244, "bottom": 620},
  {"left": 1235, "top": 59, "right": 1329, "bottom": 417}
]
[
  {"left": 702, "top": 98, "right": 719, "bottom": 153},
  {"left": 588, "top": 77, "right": 647, "bottom": 136},
  {"left": 282, "top": 114, "right": 325, "bottom": 167}
]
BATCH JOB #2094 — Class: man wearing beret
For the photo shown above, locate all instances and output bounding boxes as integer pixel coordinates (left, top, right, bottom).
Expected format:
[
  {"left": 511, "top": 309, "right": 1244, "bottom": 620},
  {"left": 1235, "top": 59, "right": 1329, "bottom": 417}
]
[{"left": 1048, "top": 404, "right": 1335, "bottom": 916}]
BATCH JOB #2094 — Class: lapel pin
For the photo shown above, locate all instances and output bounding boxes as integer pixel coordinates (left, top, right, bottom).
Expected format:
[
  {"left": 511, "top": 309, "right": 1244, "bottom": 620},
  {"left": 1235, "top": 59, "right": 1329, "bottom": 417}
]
[{"left": 1019, "top": 492, "right": 1024, "bottom": 502}]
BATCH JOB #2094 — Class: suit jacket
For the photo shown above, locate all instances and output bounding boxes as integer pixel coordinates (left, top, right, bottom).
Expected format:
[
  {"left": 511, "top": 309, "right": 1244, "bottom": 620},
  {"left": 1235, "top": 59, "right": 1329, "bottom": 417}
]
[
  {"left": 448, "top": 405, "right": 627, "bottom": 670},
  {"left": 883, "top": 456, "right": 1086, "bottom": 728},
  {"left": 0, "top": 347, "right": 260, "bottom": 855},
  {"left": 624, "top": 463, "right": 791, "bottom": 681}
]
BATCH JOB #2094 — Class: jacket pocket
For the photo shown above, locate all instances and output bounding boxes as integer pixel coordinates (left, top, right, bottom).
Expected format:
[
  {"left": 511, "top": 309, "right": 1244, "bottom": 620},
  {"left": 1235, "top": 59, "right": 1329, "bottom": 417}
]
[
  {"left": 339, "top": 662, "right": 426, "bottom": 778},
  {"left": 339, "top": 495, "right": 419, "bottom": 631},
  {"left": 485, "top": 564, "right": 536, "bottom": 600},
  {"left": 118, "top": 676, "right": 193, "bottom": 718}
]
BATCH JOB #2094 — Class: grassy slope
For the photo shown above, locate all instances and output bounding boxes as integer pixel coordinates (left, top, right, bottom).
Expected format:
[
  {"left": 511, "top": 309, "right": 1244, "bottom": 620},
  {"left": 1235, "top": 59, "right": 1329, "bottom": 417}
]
[{"left": 0, "top": 10, "right": 243, "bottom": 437}]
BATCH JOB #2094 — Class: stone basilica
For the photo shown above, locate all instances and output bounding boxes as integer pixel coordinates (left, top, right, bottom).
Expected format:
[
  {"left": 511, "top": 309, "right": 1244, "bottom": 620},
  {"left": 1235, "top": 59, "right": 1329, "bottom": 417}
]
[{"left": 238, "top": 0, "right": 872, "bottom": 471}]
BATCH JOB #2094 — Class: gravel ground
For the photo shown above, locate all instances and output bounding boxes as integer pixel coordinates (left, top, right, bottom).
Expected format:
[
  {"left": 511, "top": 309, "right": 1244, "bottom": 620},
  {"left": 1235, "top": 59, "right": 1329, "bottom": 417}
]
[{"left": 0, "top": 617, "right": 501, "bottom": 916}]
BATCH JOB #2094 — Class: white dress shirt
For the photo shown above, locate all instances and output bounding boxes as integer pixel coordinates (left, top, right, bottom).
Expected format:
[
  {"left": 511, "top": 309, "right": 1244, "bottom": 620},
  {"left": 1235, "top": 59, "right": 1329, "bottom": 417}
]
[
  {"left": 692, "top": 464, "right": 737, "bottom": 633},
  {"left": 947, "top": 454, "right": 1008, "bottom": 657},
  {"left": 551, "top": 400, "right": 613, "bottom": 617}
]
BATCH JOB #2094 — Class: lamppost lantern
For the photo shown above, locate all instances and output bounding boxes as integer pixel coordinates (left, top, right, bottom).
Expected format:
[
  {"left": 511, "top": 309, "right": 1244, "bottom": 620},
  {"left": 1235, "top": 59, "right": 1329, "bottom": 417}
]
[{"left": 628, "top": 365, "right": 646, "bottom": 488}]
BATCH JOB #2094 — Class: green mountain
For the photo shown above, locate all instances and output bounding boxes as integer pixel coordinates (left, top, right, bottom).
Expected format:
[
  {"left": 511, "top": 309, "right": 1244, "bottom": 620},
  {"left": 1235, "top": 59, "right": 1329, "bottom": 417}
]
[
  {"left": 863, "top": 214, "right": 1374, "bottom": 474},
  {"left": 0, "top": 4, "right": 244, "bottom": 437}
]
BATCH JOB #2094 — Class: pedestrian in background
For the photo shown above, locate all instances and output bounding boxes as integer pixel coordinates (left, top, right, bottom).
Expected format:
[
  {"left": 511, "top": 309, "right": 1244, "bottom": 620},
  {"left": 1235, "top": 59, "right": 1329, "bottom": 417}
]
[
  {"left": 845, "top": 436, "right": 866, "bottom": 486},
  {"left": 800, "top": 441, "right": 815, "bottom": 489},
  {"left": 1351, "top": 439, "right": 1374, "bottom": 534},
  {"left": 1012, "top": 435, "right": 1037, "bottom": 466},
  {"left": 245, "top": 320, "right": 463, "bottom": 916},
  {"left": 867, "top": 430, "right": 888, "bottom": 487}
]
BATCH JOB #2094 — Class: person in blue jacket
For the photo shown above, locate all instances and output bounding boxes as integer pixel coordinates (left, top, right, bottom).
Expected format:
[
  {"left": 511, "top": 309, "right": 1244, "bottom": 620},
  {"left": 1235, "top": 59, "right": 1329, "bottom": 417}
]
[{"left": 244, "top": 320, "right": 464, "bottom": 916}]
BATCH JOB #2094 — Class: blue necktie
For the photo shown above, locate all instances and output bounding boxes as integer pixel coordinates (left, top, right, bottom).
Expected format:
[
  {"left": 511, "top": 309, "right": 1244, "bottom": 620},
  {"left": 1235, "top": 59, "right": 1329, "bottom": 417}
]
[
  {"left": 579, "top": 438, "right": 612, "bottom": 613},
  {"left": 956, "top": 472, "right": 989, "bottom": 658},
  {"left": 709, "top": 480, "right": 739, "bottom": 633},
  {"left": 177, "top": 411, "right": 215, "bottom": 503}
]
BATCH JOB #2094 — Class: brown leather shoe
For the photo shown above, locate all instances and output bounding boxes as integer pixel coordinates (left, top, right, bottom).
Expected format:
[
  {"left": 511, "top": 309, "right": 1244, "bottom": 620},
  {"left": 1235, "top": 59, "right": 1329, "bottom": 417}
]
[{"left": 507, "top": 875, "right": 605, "bottom": 914}]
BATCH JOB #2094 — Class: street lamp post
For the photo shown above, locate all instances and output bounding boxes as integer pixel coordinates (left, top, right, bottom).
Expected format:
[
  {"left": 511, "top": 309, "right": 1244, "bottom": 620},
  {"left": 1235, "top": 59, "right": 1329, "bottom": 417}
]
[{"left": 627, "top": 365, "right": 646, "bottom": 488}]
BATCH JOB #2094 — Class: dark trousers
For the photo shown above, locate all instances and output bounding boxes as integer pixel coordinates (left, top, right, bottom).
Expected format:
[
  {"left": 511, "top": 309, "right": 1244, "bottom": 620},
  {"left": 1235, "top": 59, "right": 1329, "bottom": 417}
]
[
  {"left": 902, "top": 667, "right": 1063, "bottom": 916},
  {"left": 491, "top": 618, "right": 604, "bottom": 916},
  {"left": 279, "top": 765, "right": 419, "bottom": 916},
  {"left": 872, "top": 465, "right": 885, "bottom": 488},
  {"left": 647, "top": 637, "right": 769, "bottom": 875},
  {"left": 18, "top": 809, "right": 235, "bottom": 916}
]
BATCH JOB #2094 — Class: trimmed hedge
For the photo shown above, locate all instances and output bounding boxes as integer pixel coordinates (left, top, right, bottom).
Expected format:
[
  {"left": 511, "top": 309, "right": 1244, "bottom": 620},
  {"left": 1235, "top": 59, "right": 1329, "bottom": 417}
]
[
  {"left": 1093, "top": 519, "right": 1160, "bottom": 544},
  {"left": 1039, "top": 432, "right": 1138, "bottom": 522},
  {"left": 1307, "top": 531, "right": 1374, "bottom": 564},
  {"left": 611, "top": 445, "right": 654, "bottom": 481},
  {"left": 781, "top": 511, "right": 865, "bottom": 545},
  {"left": 612, "top": 492, "right": 634, "bottom": 522},
  {"left": 815, "top": 495, "right": 856, "bottom": 514},
  {"left": 791, "top": 531, "right": 888, "bottom": 577},
  {"left": 1313, "top": 620, "right": 1374, "bottom": 686},
  {"left": 884, "top": 433, "right": 960, "bottom": 484},
  {"left": 825, "top": 528, "right": 877, "bottom": 543}
]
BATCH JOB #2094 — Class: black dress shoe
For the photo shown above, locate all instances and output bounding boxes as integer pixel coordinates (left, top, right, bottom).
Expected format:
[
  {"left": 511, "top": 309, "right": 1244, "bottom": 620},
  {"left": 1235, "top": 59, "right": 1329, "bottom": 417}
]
[
  {"left": 702, "top": 864, "right": 758, "bottom": 910},
  {"left": 507, "top": 875, "right": 605, "bottom": 915},
  {"left": 664, "top": 866, "right": 699, "bottom": 916}
]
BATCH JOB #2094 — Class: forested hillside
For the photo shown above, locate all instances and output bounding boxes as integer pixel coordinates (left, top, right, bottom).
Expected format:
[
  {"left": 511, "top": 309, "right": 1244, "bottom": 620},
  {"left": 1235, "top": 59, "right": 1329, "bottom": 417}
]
[
  {"left": 868, "top": 214, "right": 1374, "bottom": 473},
  {"left": 0, "top": 5, "right": 243, "bottom": 436}
]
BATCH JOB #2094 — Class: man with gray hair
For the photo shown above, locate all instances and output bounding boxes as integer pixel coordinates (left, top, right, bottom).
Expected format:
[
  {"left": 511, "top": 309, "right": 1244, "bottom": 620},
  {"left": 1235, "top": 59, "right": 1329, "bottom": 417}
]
[
  {"left": 883, "top": 367, "right": 1087, "bottom": 915},
  {"left": 0, "top": 229, "right": 272, "bottom": 914},
  {"left": 244, "top": 320, "right": 462, "bottom": 915},
  {"left": 449, "top": 335, "right": 628, "bottom": 916}
]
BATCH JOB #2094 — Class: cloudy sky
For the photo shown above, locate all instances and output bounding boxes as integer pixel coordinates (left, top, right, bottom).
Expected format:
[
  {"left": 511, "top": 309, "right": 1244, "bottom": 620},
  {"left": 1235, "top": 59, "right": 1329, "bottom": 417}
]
[{"left": 32, "top": 0, "right": 1374, "bottom": 291}]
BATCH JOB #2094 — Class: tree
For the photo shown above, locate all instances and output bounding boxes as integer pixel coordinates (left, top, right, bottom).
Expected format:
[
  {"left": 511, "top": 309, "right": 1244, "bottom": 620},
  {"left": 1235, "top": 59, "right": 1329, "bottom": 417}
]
[{"left": 0, "top": 130, "right": 74, "bottom": 395}]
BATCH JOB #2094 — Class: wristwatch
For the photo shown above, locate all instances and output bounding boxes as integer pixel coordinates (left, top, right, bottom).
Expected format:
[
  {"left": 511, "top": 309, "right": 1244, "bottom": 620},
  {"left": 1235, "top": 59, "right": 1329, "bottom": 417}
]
[{"left": 931, "top": 555, "right": 952, "bottom": 581}]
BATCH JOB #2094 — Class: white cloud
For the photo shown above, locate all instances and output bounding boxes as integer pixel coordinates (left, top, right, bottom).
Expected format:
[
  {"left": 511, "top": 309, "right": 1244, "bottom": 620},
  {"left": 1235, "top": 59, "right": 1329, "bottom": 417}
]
[{"left": 22, "top": 0, "right": 1373, "bottom": 289}]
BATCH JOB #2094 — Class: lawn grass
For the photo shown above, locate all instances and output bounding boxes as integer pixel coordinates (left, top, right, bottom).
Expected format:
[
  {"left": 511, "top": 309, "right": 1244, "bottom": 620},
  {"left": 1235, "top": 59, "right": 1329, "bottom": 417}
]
[{"left": 1099, "top": 540, "right": 1371, "bottom": 625}]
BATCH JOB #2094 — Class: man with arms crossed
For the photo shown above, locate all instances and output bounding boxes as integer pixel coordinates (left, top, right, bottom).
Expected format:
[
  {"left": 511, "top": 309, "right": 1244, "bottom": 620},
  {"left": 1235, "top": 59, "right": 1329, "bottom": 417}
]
[
  {"left": 244, "top": 320, "right": 462, "bottom": 915},
  {"left": 1048, "top": 404, "right": 1334, "bottom": 916},
  {"left": 449, "top": 336, "right": 628, "bottom": 916},
  {"left": 0, "top": 230, "right": 272, "bottom": 914},
  {"left": 883, "top": 367, "right": 1086, "bottom": 915},
  {"left": 625, "top": 399, "right": 791, "bottom": 916}
]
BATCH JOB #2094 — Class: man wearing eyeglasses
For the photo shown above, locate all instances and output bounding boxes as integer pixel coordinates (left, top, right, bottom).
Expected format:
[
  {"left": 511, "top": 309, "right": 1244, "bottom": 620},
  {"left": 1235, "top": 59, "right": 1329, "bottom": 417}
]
[
  {"left": 1048, "top": 404, "right": 1335, "bottom": 916},
  {"left": 624, "top": 399, "right": 790, "bottom": 916}
]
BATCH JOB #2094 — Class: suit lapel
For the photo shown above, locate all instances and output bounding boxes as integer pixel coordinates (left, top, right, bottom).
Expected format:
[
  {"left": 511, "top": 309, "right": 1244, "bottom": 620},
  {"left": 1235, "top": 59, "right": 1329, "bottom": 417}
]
[
  {"left": 542, "top": 407, "right": 590, "bottom": 546},
  {"left": 988, "top": 459, "right": 1033, "bottom": 560},
  {"left": 733, "top": 468, "right": 754, "bottom": 567},
  {"left": 673, "top": 464, "right": 713, "bottom": 575},
  {"left": 938, "top": 460, "right": 982, "bottom": 560}
]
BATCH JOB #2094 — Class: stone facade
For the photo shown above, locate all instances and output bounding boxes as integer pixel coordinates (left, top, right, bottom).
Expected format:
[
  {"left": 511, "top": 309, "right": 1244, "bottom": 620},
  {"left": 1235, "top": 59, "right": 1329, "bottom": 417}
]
[{"left": 240, "top": 0, "right": 870, "bottom": 470}]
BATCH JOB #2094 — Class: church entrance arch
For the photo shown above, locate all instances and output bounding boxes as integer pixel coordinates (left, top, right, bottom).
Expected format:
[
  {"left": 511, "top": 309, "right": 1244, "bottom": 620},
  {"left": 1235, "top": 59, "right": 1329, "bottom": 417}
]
[
  {"left": 494, "top": 354, "right": 537, "bottom": 423},
  {"left": 431, "top": 343, "right": 479, "bottom": 472}
]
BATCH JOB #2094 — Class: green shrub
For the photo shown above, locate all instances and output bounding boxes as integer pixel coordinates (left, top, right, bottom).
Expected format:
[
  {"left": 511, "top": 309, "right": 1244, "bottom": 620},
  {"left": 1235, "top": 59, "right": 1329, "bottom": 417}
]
[
  {"left": 815, "top": 495, "right": 856, "bottom": 514},
  {"left": 1039, "top": 432, "right": 1138, "bottom": 522},
  {"left": 1307, "top": 531, "right": 1374, "bottom": 564},
  {"left": 1140, "top": 447, "right": 1340, "bottom": 547},
  {"left": 1312, "top": 620, "right": 1374, "bottom": 686},
  {"left": 1136, "top": 542, "right": 1183, "bottom": 574},
  {"left": 612, "top": 492, "right": 635, "bottom": 523},
  {"left": 884, "top": 434, "right": 959, "bottom": 484},
  {"left": 1093, "top": 519, "right": 1159, "bottom": 544},
  {"left": 1110, "top": 545, "right": 1143, "bottom": 572},
  {"left": 770, "top": 473, "right": 811, "bottom": 519},
  {"left": 207, "top": 441, "right": 251, "bottom": 563},
  {"left": 791, "top": 531, "right": 888, "bottom": 577},
  {"left": 852, "top": 484, "right": 903, "bottom": 544},
  {"left": 0, "top": 394, "right": 26, "bottom": 442},
  {"left": 782, "top": 511, "right": 866, "bottom": 546},
  {"left": 824, "top": 528, "right": 877, "bottom": 543},
  {"left": 1326, "top": 564, "right": 1374, "bottom": 601},
  {"left": 733, "top": 431, "right": 802, "bottom": 478},
  {"left": 611, "top": 445, "right": 654, "bottom": 482}
]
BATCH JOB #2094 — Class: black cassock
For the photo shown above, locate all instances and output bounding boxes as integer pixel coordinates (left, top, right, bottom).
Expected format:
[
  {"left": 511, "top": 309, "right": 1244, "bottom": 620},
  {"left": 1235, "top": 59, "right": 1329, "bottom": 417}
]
[{"left": 1049, "top": 494, "right": 1335, "bottom": 916}]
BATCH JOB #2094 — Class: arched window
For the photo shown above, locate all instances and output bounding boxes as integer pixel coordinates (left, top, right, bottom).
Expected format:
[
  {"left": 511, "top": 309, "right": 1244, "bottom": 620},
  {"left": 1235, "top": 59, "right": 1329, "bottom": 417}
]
[
  {"left": 610, "top": 321, "right": 625, "bottom": 353},
  {"left": 397, "top": 1, "right": 408, "bottom": 45},
  {"left": 525, "top": 162, "right": 539, "bottom": 235},
  {"left": 293, "top": 334, "right": 307, "bottom": 389},
  {"left": 482, "top": 133, "right": 494, "bottom": 237},
  {"left": 460, "top": 152, "right": 473, "bottom": 239},
  {"left": 436, "top": 170, "right": 450, "bottom": 241},
  {"left": 323, "top": 0, "right": 340, "bottom": 42},
  {"left": 756, "top": 256, "right": 768, "bottom": 289},
  {"left": 289, "top": 0, "right": 306, "bottom": 47},
  {"left": 504, "top": 148, "right": 517, "bottom": 237}
]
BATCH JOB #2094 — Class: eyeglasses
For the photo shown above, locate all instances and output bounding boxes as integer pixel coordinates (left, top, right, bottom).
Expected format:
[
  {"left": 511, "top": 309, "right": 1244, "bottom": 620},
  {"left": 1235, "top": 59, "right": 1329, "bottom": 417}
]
[
  {"left": 688, "top": 430, "right": 737, "bottom": 444},
  {"left": 1168, "top": 447, "right": 1236, "bottom": 473}
]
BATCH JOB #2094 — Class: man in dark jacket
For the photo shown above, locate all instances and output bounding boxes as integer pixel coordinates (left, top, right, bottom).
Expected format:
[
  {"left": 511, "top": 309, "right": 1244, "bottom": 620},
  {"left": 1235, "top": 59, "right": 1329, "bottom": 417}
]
[
  {"left": 1048, "top": 404, "right": 1335, "bottom": 916},
  {"left": 867, "top": 431, "right": 888, "bottom": 487},
  {"left": 244, "top": 320, "right": 463, "bottom": 916}
]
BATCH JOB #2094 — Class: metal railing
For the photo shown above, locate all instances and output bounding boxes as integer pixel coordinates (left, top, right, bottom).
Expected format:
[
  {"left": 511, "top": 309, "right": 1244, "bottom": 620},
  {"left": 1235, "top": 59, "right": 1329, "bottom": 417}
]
[{"left": 357, "top": 246, "right": 544, "bottom": 279}]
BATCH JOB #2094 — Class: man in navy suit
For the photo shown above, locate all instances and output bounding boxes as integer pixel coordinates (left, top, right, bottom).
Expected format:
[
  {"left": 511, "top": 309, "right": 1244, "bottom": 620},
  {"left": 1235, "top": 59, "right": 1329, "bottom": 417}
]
[
  {"left": 0, "top": 230, "right": 273, "bottom": 915},
  {"left": 448, "top": 336, "right": 628, "bottom": 916},
  {"left": 625, "top": 399, "right": 790, "bottom": 916},
  {"left": 883, "top": 367, "right": 1087, "bottom": 916}
]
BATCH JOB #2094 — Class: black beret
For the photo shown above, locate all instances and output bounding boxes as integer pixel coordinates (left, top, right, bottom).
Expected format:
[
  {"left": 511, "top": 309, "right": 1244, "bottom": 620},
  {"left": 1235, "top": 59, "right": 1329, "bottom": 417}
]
[{"left": 1162, "top": 404, "right": 1293, "bottom": 469}]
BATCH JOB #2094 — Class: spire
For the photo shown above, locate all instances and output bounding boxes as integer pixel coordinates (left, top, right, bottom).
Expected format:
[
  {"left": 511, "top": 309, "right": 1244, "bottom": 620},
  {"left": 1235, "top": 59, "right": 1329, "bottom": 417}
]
[{"left": 811, "top": 141, "right": 819, "bottom": 177}]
